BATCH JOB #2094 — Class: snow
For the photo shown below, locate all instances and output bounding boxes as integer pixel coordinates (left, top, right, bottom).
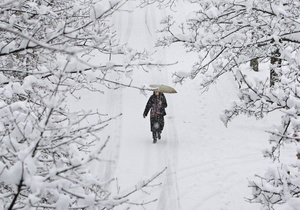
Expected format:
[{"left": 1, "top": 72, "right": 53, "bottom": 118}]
[
  {"left": 68, "top": 3, "right": 279, "bottom": 210},
  {"left": 90, "top": 2, "right": 108, "bottom": 23},
  {"left": 1, "top": 1, "right": 294, "bottom": 209}
]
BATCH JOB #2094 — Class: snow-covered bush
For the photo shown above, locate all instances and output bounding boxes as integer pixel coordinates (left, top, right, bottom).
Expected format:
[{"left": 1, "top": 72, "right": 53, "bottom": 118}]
[
  {"left": 0, "top": 0, "right": 163, "bottom": 209},
  {"left": 156, "top": 0, "right": 300, "bottom": 209}
]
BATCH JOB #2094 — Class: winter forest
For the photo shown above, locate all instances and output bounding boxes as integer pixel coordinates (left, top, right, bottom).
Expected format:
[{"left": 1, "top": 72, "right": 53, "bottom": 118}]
[{"left": 1, "top": 0, "right": 300, "bottom": 209}]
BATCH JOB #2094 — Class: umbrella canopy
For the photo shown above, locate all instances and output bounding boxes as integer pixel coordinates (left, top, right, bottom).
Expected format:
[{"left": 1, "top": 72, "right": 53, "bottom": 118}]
[{"left": 149, "top": 84, "right": 177, "bottom": 94}]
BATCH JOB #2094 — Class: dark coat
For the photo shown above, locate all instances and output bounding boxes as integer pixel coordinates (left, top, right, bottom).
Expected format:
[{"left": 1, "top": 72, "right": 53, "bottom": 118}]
[{"left": 143, "top": 92, "right": 167, "bottom": 118}]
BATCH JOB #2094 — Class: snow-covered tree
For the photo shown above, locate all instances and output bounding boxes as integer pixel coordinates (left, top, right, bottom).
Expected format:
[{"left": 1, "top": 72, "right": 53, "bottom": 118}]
[
  {"left": 0, "top": 0, "right": 164, "bottom": 209},
  {"left": 137, "top": 0, "right": 177, "bottom": 8},
  {"left": 155, "top": 0, "right": 300, "bottom": 209}
]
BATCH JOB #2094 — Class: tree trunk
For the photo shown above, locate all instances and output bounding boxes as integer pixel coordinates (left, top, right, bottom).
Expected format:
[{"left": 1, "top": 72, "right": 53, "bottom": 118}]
[
  {"left": 250, "top": 58, "right": 259, "bottom": 71},
  {"left": 270, "top": 49, "right": 281, "bottom": 87}
]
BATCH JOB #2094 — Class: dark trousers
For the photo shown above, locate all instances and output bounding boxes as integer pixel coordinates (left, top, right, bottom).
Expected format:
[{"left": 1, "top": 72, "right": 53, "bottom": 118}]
[{"left": 150, "top": 115, "right": 164, "bottom": 133}]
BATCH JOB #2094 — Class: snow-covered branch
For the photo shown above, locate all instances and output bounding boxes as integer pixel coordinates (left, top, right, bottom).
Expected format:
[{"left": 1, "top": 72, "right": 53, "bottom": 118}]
[
  {"left": 156, "top": 1, "right": 300, "bottom": 209},
  {"left": 0, "top": 0, "right": 167, "bottom": 209}
]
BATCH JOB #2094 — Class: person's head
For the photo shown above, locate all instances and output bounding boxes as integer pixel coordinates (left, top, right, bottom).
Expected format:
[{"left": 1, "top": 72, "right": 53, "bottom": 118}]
[{"left": 154, "top": 90, "right": 160, "bottom": 96}]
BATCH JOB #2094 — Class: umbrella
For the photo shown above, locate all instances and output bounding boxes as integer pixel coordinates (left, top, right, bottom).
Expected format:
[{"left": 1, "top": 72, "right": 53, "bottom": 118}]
[{"left": 149, "top": 84, "right": 177, "bottom": 94}]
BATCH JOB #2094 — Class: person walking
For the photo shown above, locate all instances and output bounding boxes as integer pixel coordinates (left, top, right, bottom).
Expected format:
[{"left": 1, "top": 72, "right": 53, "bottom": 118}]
[{"left": 143, "top": 90, "right": 168, "bottom": 143}]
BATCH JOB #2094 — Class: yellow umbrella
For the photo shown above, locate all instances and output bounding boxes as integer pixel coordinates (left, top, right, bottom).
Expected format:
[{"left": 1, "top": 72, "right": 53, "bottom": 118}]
[{"left": 149, "top": 84, "right": 177, "bottom": 94}]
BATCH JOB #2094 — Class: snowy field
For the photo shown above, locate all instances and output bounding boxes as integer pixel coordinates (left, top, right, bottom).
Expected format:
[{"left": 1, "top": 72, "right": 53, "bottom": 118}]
[{"left": 71, "top": 3, "right": 280, "bottom": 210}]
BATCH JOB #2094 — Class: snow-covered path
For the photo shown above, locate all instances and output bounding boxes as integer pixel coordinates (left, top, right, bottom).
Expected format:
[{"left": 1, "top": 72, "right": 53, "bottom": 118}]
[
  {"left": 110, "top": 4, "right": 182, "bottom": 209},
  {"left": 71, "top": 3, "right": 277, "bottom": 210},
  {"left": 111, "top": 58, "right": 271, "bottom": 210}
]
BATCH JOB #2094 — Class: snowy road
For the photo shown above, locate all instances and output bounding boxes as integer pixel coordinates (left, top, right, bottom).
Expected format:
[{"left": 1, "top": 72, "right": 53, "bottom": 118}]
[
  {"left": 109, "top": 3, "right": 181, "bottom": 209},
  {"left": 83, "top": 2, "right": 274, "bottom": 210}
]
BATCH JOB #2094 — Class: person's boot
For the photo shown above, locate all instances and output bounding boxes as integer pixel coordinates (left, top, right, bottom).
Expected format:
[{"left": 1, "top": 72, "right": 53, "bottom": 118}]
[
  {"left": 157, "top": 131, "right": 161, "bottom": 140},
  {"left": 152, "top": 132, "right": 157, "bottom": 143}
]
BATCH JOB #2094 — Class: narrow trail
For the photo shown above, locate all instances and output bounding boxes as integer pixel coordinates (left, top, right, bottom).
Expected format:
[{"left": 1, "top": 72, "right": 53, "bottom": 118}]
[
  {"left": 108, "top": 2, "right": 182, "bottom": 209},
  {"left": 144, "top": 5, "right": 181, "bottom": 209}
]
